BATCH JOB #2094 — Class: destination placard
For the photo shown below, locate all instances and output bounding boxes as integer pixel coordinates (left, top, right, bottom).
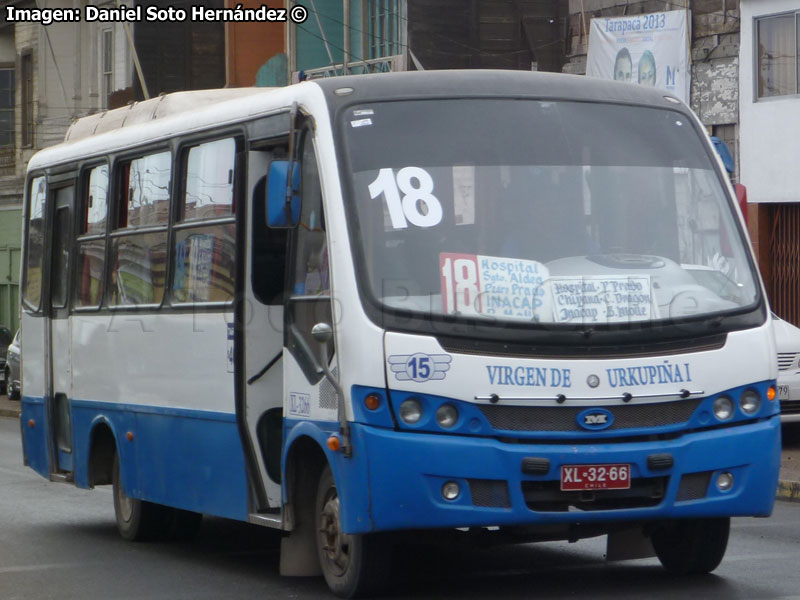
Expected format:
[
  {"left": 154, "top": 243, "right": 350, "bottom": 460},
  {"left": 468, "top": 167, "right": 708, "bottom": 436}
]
[
  {"left": 548, "top": 275, "right": 654, "bottom": 323},
  {"left": 440, "top": 253, "right": 550, "bottom": 320}
]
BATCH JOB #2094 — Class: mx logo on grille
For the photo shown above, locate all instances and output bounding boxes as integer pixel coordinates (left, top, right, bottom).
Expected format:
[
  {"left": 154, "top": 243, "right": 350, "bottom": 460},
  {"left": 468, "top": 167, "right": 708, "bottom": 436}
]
[{"left": 577, "top": 408, "right": 614, "bottom": 430}]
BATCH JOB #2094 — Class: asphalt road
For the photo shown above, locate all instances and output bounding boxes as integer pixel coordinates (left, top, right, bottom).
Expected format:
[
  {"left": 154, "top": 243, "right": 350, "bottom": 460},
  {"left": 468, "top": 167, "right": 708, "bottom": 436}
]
[{"left": 2, "top": 415, "right": 800, "bottom": 600}]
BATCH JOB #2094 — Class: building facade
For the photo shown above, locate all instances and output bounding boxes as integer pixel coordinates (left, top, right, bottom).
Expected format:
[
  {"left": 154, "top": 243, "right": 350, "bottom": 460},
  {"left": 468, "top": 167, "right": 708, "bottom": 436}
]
[
  {"left": 564, "top": 0, "right": 741, "bottom": 178},
  {"left": 0, "top": 0, "right": 123, "bottom": 331},
  {"left": 287, "top": 0, "right": 407, "bottom": 80},
  {"left": 740, "top": 0, "right": 800, "bottom": 324}
]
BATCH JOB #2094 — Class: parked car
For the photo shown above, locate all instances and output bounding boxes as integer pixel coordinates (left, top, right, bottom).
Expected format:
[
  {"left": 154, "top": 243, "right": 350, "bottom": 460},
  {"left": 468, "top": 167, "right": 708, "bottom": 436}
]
[
  {"left": 773, "top": 314, "right": 800, "bottom": 424},
  {"left": 5, "top": 329, "right": 20, "bottom": 400},
  {"left": 0, "top": 326, "right": 11, "bottom": 396}
]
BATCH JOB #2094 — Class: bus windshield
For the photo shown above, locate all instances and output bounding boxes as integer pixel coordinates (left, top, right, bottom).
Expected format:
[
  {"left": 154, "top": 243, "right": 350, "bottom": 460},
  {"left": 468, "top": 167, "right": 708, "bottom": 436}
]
[{"left": 340, "top": 98, "right": 759, "bottom": 328}]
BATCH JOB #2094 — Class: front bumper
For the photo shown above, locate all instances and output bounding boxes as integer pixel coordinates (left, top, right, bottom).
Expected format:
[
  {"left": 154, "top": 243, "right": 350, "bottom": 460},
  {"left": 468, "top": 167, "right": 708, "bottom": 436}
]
[{"left": 348, "top": 416, "right": 781, "bottom": 533}]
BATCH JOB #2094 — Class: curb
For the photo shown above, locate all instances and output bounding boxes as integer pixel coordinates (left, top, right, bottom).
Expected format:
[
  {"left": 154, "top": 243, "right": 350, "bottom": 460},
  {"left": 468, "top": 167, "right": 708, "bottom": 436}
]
[
  {"left": 777, "top": 480, "right": 800, "bottom": 503},
  {"left": 0, "top": 408, "right": 19, "bottom": 419}
]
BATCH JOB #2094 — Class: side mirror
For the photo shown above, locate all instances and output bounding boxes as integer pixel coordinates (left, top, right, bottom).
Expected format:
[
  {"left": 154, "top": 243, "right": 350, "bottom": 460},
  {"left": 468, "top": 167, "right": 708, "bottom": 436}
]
[
  {"left": 311, "top": 322, "right": 333, "bottom": 344},
  {"left": 267, "top": 160, "right": 300, "bottom": 227},
  {"left": 710, "top": 136, "right": 735, "bottom": 175}
]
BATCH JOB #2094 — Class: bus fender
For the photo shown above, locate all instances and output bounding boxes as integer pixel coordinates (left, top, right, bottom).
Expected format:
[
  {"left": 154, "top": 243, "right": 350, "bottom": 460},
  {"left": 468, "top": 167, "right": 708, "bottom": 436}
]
[
  {"left": 281, "top": 420, "right": 373, "bottom": 534},
  {"left": 76, "top": 414, "right": 126, "bottom": 491}
]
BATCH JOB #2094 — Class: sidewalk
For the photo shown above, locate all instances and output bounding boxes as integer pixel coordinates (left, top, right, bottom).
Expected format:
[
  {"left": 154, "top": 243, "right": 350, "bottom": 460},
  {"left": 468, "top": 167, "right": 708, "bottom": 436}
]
[
  {"left": 2, "top": 395, "right": 799, "bottom": 501},
  {"left": 778, "top": 433, "right": 800, "bottom": 502},
  {"left": 0, "top": 394, "right": 19, "bottom": 419}
]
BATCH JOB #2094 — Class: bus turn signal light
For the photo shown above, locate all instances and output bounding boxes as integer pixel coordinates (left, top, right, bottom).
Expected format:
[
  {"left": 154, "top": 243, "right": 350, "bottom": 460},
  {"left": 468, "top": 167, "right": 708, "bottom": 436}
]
[
  {"left": 327, "top": 435, "right": 341, "bottom": 452},
  {"left": 364, "top": 394, "right": 381, "bottom": 410},
  {"left": 767, "top": 386, "right": 776, "bottom": 401}
]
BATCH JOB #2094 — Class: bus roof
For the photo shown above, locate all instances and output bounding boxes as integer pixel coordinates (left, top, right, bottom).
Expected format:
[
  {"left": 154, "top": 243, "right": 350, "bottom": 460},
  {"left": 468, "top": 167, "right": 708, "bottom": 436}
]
[
  {"left": 28, "top": 70, "right": 688, "bottom": 174},
  {"left": 28, "top": 84, "right": 306, "bottom": 173},
  {"left": 312, "top": 69, "right": 683, "bottom": 110},
  {"left": 64, "top": 88, "right": 268, "bottom": 142}
]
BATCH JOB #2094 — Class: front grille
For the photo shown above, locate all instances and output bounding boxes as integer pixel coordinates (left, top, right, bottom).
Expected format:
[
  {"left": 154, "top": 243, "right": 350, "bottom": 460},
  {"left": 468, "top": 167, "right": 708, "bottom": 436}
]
[
  {"left": 676, "top": 471, "right": 711, "bottom": 501},
  {"left": 479, "top": 399, "right": 701, "bottom": 433},
  {"left": 781, "top": 399, "right": 800, "bottom": 415},
  {"left": 778, "top": 353, "right": 798, "bottom": 371},
  {"left": 468, "top": 479, "right": 511, "bottom": 508},
  {"left": 521, "top": 476, "right": 667, "bottom": 512}
]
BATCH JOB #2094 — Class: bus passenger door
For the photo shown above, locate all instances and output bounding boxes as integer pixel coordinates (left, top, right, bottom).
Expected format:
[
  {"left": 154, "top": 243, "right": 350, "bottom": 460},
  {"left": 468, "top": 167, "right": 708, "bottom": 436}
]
[
  {"left": 241, "top": 148, "right": 288, "bottom": 510},
  {"left": 47, "top": 184, "right": 74, "bottom": 476}
]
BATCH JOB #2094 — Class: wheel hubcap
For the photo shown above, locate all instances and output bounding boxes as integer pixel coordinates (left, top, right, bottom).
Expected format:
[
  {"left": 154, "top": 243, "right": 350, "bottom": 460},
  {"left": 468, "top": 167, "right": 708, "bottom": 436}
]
[{"left": 319, "top": 489, "right": 350, "bottom": 576}]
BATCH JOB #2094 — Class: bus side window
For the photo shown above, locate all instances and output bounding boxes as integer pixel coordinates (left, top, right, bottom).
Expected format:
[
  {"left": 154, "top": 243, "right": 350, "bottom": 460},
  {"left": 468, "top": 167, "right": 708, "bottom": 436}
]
[
  {"left": 109, "top": 151, "right": 170, "bottom": 307},
  {"left": 22, "top": 176, "right": 47, "bottom": 311},
  {"left": 172, "top": 138, "right": 237, "bottom": 304},
  {"left": 291, "top": 137, "right": 328, "bottom": 298},
  {"left": 75, "top": 164, "right": 109, "bottom": 309}
]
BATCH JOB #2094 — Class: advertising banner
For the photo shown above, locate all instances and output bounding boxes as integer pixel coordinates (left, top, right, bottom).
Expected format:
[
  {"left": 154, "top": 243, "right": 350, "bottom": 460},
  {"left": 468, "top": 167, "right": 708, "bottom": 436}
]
[{"left": 586, "top": 10, "right": 690, "bottom": 103}]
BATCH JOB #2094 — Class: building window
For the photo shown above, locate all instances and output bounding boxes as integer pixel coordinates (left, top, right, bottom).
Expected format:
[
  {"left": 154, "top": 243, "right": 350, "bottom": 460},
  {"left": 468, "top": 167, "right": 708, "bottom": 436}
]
[
  {"left": 102, "top": 29, "right": 113, "bottom": 108},
  {"left": 21, "top": 53, "right": 33, "bottom": 146},
  {"left": 757, "top": 13, "right": 799, "bottom": 98},
  {"left": 0, "top": 68, "right": 14, "bottom": 147},
  {"left": 364, "top": 0, "right": 404, "bottom": 59}
]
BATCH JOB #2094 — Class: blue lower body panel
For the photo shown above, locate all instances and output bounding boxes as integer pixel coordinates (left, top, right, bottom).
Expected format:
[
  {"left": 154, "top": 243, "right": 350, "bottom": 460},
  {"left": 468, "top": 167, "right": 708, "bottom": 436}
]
[
  {"left": 22, "top": 397, "right": 250, "bottom": 522},
  {"left": 345, "top": 417, "right": 781, "bottom": 533},
  {"left": 20, "top": 396, "right": 48, "bottom": 478}
]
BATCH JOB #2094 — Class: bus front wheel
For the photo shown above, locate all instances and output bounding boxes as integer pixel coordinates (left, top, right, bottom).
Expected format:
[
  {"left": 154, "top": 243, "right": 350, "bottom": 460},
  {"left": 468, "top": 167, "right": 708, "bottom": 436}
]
[
  {"left": 651, "top": 517, "right": 730, "bottom": 574},
  {"left": 112, "top": 453, "right": 172, "bottom": 541},
  {"left": 315, "top": 464, "right": 390, "bottom": 598}
]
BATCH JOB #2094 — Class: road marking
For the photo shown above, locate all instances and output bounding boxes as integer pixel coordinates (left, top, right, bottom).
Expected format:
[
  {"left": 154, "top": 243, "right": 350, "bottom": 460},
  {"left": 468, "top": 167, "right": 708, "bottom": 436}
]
[{"left": 0, "top": 563, "right": 79, "bottom": 574}]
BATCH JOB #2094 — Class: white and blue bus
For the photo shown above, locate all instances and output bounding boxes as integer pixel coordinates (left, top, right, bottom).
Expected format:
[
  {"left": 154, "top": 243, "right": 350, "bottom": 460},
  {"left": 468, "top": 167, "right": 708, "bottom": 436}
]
[{"left": 20, "top": 71, "right": 780, "bottom": 597}]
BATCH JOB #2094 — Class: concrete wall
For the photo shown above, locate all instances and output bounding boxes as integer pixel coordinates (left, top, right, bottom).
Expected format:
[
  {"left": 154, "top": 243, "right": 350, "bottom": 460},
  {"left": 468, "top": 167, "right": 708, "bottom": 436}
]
[
  {"left": 739, "top": 0, "right": 800, "bottom": 204},
  {"left": 0, "top": 35, "right": 15, "bottom": 61}
]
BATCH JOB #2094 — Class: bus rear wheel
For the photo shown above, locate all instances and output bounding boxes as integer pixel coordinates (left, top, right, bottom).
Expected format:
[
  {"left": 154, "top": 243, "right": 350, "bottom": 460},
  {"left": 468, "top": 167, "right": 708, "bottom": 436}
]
[
  {"left": 651, "top": 517, "right": 730, "bottom": 575},
  {"left": 112, "top": 453, "right": 172, "bottom": 541},
  {"left": 315, "top": 465, "right": 390, "bottom": 598}
]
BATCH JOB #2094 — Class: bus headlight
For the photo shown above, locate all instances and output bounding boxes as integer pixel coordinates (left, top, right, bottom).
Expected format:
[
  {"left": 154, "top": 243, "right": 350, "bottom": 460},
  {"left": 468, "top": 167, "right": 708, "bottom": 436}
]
[
  {"left": 739, "top": 390, "right": 761, "bottom": 415},
  {"left": 399, "top": 398, "right": 423, "bottom": 424},
  {"left": 436, "top": 404, "right": 459, "bottom": 428},
  {"left": 713, "top": 396, "right": 734, "bottom": 421}
]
